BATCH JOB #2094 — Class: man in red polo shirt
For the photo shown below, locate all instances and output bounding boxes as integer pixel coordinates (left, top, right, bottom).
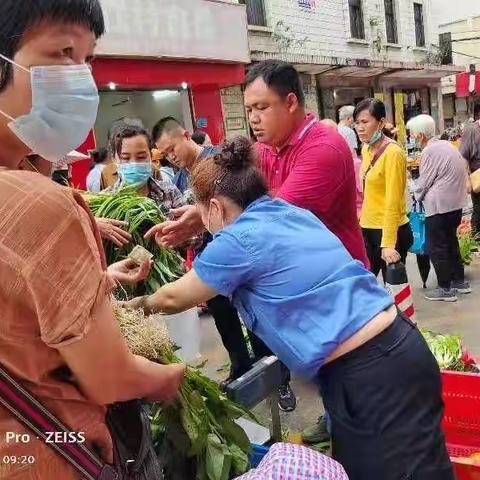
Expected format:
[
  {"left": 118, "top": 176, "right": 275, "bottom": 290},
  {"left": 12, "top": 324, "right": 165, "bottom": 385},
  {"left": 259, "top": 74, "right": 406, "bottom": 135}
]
[{"left": 245, "top": 60, "right": 367, "bottom": 265}]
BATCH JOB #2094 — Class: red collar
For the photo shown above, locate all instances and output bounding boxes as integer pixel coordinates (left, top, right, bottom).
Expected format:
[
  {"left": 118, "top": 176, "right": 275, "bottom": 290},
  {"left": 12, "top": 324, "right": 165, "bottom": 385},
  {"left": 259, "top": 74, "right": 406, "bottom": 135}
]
[
  {"left": 288, "top": 113, "right": 318, "bottom": 147},
  {"left": 265, "top": 114, "right": 318, "bottom": 154}
]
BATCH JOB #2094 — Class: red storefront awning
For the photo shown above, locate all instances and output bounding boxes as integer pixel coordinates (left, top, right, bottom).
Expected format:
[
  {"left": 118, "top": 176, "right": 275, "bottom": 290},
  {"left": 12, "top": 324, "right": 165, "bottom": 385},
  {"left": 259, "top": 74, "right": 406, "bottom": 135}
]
[
  {"left": 456, "top": 72, "right": 480, "bottom": 98},
  {"left": 92, "top": 58, "right": 245, "bottom": 89}
]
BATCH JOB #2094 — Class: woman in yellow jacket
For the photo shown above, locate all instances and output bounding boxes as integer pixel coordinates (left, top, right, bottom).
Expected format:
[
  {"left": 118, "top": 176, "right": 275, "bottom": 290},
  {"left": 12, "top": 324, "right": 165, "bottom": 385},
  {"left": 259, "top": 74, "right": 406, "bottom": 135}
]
[{"left": 354, "top": 98, "right": 413, "bottom": 277}]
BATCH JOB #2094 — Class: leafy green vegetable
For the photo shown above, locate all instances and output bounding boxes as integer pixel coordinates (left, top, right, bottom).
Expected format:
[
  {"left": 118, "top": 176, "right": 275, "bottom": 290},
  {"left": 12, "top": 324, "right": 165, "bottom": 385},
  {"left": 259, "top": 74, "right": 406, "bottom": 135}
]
[
  {"left": 421, "top": 330, "right": 478, "bottom": 372},
  {"left": 115, "top": 305, "right": 253, "bottom": 480},
  {"left": 458, "top": 232, "right": 479, "bottom": 266},
  {"left": 85, "top": 188, "right": 185, "bottom": 297}
]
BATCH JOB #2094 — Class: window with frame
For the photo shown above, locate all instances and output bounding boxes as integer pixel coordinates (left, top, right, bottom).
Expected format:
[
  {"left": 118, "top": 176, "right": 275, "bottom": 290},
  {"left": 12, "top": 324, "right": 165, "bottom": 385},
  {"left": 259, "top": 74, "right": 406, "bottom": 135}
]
[
  {"left": 414, "top": 3, "right": 426, "bottom": 47},
  {"left": 349, "top": 0, "right": 365, "bottom": 39},
  {"left": 384, "top": 0, "right": 398, "bottom": 44},
  {"left": 239, "top": 0, "right": 267, "bottom": 27},
  {"left": 439, "top": 32, "right": 453, "bottom": 65}
]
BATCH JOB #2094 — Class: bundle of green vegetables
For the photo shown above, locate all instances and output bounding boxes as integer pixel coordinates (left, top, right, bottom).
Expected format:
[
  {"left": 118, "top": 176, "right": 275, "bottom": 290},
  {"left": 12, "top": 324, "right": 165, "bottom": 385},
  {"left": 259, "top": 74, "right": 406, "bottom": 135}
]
[
  {"left": 115, "top": 305, "right": 254, "bottom": 480},
  {"left": 421, "top": 330, "right": 478, "bottom": 372},
  {"left": 85, "top": 188, "right": 185, "bottom": 296}
]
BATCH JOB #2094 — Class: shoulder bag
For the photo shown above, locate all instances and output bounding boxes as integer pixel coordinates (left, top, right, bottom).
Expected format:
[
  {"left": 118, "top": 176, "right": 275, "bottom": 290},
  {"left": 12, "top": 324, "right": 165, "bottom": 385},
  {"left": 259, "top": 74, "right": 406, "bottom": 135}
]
[
  {"left": 0, "top": 364, "right": 163, "bottom": 480},
  {"left": 362, "top": 138, "right": 394, "bottom": 192}
]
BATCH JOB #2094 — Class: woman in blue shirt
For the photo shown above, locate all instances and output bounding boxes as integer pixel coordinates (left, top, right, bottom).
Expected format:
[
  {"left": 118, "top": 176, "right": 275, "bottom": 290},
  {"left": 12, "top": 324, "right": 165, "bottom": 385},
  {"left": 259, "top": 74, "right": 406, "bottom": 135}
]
[{"left": 128, "top": 137, "right": 453, "bottom": 480}]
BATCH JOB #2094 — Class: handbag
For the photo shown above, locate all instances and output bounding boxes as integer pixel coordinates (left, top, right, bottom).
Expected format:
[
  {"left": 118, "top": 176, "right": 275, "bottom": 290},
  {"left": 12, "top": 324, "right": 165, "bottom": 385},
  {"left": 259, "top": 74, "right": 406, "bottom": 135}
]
[
  {"left": 0, "top": 364, "right": 163, "bottom": 480},
  {"left": 408, "top": 200, "right": 426, "bottom": 255},
  {"left": 470, "top": 168, "right": 480, "bottom": 194}
]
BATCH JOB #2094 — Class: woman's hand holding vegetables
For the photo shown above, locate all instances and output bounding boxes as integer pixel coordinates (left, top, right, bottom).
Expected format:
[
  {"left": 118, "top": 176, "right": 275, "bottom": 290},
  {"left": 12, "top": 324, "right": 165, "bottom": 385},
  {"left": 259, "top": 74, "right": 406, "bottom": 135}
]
[
  {"left": 145, "top": 204, "right": 204, "bottom": 247},
  {"left": 146, "top": 363, "right": 186, "bottom": 403},
  {"left": 382, "top": 247, "right": 401, "bottom": 264},
  {"left": 122, "top": 295, "right": 149, "bottom": 313},
  {"left": 108, "top": 259, "right": 152, "bottom": 285},
  {"left": 96, "top": 218, "right": 132, "bottom": 247}
]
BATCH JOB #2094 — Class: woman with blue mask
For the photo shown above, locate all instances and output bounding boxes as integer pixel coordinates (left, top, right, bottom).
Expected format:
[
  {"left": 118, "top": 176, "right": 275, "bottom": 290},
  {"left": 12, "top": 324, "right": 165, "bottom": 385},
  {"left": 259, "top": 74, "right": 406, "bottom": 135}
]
[
  {"left": 354, "top": 98, "right": 413, "bottom": 279},
  {"left": 108, "top": 125, "right": 186, "bottom": 212}
]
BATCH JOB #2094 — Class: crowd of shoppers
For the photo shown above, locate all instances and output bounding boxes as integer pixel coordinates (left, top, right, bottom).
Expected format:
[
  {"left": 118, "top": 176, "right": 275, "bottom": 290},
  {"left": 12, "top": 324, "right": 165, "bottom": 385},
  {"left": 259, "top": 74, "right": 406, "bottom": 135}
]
[{"left": 0, "top": 0, "right": 474, "bottom": 477}]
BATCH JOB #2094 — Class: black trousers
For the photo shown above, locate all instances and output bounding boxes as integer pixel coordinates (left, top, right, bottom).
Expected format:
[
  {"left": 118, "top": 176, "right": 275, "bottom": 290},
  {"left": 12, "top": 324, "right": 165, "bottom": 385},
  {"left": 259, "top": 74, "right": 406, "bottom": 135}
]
[
  {"left": 207, "top": 295, "right": 290, "bottom": 384},
  {"left": 362, "top": 222, "right": 413, "bottom": 278},
  {"left": 425, "top": 210, "right": 464, "bottom": 289},
  {"left": 318, "top": 314, "right": 454, "bottom": 480},
  {"left": 472, "top": 191, "right": 480, "bottom": 237}
]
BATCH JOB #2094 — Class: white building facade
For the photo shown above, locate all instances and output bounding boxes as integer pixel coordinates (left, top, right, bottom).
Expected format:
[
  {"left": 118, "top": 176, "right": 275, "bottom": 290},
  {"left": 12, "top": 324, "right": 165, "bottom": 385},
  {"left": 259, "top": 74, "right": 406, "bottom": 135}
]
[
  {"left": 238, "top": 0, "right": 461, "bottom": 139},
  {"left": 437, "top": 14, "right": 480, "bottom": 126}
]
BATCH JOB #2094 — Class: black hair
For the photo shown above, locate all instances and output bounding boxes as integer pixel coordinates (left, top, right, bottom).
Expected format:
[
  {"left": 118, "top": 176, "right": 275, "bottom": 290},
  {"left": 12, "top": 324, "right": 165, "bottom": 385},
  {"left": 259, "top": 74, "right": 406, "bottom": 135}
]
[
  {"left": 115, "top": 126, "right": 152, "bottom": 157},
  {"left": 353, "top": 98, "right": 386, "bottom": 121},
  {"left": 245, "top": 60, "right": 305, "bottom": 107},
  {"left": 152, "top": 117, "right": 184, "bottom": 143},
  {"left": 440, "top": 132, "right": 449, "bottom": 141},
  {"left": 91, "top": 147, "right": 108, "bottom": 164},
  {"left": 0, "top": 0, "right": 105, "bottom": 91},
  {"left": 107, "top": 118, "right": 144, "bottom": 155},
  {"left": 192, "top": 130, "right": 207, "bottom": 146},
  {"left": 192, "top": 136, "right": 268, "bottom": 210}
]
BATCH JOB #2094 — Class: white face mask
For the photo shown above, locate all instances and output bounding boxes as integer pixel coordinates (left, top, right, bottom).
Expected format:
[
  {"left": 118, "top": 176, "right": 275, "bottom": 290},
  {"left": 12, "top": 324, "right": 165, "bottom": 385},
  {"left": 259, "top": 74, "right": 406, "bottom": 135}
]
[{"left": 0, "top": 54, "right": 99, "bottom": 163}]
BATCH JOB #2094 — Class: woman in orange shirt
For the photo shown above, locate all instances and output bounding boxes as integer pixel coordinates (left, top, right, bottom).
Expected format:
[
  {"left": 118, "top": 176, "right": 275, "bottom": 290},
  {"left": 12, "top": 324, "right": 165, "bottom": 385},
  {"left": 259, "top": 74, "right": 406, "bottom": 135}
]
[{"left": 0, "top": 2, "right": 184, "bottom": 479}]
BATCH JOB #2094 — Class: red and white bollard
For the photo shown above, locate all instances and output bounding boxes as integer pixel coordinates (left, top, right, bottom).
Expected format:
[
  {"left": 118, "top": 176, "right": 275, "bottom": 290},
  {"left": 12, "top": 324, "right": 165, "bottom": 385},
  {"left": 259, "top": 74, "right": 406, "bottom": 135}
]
[{"left": 385, "top": 262, "right": 416, "bottom": 322}]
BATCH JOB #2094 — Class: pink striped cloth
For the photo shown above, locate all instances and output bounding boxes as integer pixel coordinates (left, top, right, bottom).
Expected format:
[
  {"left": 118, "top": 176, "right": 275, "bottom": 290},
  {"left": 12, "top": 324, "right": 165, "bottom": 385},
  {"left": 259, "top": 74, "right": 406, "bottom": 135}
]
[{"left": 236, "top": 443, "right": 348, "bottom": 480}]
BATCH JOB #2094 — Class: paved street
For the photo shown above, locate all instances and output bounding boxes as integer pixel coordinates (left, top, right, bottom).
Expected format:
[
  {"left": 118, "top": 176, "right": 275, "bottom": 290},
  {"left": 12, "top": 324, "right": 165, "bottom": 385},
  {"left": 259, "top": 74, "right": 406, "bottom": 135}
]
[{"left": 198, "top": 256, "right": 480, "bottom": 436}]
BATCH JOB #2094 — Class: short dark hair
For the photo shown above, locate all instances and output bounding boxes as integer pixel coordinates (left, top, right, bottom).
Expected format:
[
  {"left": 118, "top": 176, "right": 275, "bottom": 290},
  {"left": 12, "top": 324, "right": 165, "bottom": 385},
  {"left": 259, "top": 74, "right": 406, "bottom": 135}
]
[
  {"left": 353, "top": 98, "right": 386, "bottom": 122},
  {"left": 246, "top": 60, "right": 305, "bottom": 107},
  {"left": 192, "top": 130, "right": 207, "bottom": 146},
  {"left": 115, "top": 126, "right": 152, "bottom": 157},
  {"left": 152, "top": 117, "right": 184, "bottom": 143},
  {"left": 0, "top": 0, "right": 105, "bottom": 91},
  {"left": 91, "top": 147, "right": 108, "bottom": 164},
  {"left": 107, "top": 118, "right": 144, "bottom": 154}
]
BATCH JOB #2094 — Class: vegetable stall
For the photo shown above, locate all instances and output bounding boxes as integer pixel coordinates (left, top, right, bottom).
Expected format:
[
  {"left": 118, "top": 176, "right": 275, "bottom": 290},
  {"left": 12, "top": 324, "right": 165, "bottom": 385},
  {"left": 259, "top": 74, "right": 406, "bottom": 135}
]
[
  {"left": 422, "top": 330, "right": 480, "bottom": 478},
  {"left": 84, "top": 188, "right": 257, "bottom": 479}
]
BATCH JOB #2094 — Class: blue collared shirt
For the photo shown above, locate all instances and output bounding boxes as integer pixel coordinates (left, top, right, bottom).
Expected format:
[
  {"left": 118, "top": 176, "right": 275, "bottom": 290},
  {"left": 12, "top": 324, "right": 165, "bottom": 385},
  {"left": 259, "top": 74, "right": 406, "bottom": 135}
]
[{"left": 193, "top": 196, "right": 394, "bottom": 379}]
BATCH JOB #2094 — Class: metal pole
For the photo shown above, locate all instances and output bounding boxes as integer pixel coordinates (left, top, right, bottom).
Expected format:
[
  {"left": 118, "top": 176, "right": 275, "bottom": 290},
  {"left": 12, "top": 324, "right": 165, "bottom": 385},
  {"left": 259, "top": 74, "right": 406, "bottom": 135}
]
[{"left": 268, "top": 392, "right": 282, "bottom": 443}]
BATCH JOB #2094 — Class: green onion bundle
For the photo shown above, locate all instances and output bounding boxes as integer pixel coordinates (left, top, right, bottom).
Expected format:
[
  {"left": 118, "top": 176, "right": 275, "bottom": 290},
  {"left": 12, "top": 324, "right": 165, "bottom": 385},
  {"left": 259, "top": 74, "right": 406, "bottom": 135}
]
[
  {"left": 115, "top": 305, "right": 253, "bottom": 480},
  {"left": 85, "top": 188, "right": 185, "bottom": 296}
]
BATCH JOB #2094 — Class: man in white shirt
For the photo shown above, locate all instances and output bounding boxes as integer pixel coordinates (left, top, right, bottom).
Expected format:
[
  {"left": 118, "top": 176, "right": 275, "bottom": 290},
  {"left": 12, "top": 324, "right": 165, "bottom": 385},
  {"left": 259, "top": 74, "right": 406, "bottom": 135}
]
[{"left": 337, "top": 105, "right": 359, "bottom": 153}]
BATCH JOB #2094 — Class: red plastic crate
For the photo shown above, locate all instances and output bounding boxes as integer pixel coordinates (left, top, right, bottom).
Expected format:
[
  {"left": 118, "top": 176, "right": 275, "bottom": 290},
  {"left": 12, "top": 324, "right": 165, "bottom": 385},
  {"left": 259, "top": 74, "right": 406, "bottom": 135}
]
[{"left": 442, "top": 371, "right": 480, "bottom": 479}]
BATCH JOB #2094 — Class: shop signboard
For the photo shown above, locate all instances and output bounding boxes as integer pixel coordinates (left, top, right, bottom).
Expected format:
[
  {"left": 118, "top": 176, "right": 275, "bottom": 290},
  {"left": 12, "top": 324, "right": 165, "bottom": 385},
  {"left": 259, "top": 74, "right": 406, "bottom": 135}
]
[
  {"left": 197, "top": 117, "right": 208, "bottom": 129},
  {"left": 226, "top": 117, "right": 245, "bottom": 131},
  {"left": 298, "top": 0, "right": 316, "bottom": 10},
  {"left": 98, "top": 0, "right": 250, "bottom": 63}
]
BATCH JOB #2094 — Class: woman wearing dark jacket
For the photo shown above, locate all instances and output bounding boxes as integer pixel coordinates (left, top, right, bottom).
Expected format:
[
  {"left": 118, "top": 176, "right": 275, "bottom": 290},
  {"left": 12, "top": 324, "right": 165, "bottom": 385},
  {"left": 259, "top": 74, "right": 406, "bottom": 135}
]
[{"left": 459, "top": 121, "right": 480, "bottom": 236}]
